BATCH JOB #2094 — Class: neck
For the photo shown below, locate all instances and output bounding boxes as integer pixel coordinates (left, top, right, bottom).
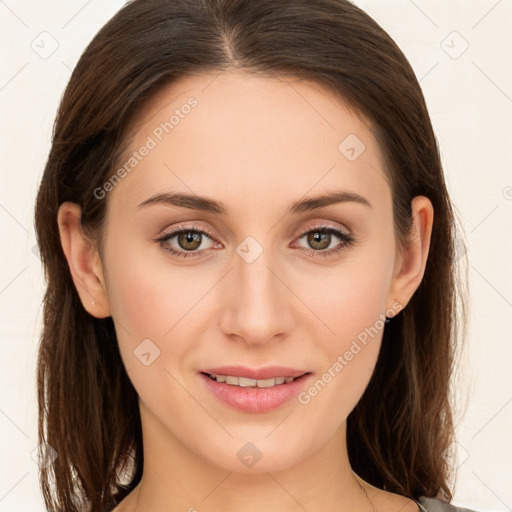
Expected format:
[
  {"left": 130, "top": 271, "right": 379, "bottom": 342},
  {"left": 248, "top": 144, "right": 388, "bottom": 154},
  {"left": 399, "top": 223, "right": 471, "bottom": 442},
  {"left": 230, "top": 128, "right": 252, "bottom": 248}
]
[{"left": 122, "top": 402, "right": 373, "bottom": 512}]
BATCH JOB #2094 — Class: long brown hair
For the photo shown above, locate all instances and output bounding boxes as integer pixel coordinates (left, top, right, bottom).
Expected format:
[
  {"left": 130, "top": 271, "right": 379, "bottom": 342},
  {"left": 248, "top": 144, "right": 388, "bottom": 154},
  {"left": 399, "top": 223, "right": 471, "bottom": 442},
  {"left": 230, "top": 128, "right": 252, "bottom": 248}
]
[{"left": 34, "top": 0, "right": 468, "bottom": 510}]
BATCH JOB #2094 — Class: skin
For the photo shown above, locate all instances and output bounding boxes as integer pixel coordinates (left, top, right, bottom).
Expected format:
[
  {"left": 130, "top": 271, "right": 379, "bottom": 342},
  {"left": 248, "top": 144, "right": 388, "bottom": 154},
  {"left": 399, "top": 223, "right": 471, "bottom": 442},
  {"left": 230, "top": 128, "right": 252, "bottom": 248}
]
[{"left": 57, "top": 70, "right": 433, "bottom": 512}]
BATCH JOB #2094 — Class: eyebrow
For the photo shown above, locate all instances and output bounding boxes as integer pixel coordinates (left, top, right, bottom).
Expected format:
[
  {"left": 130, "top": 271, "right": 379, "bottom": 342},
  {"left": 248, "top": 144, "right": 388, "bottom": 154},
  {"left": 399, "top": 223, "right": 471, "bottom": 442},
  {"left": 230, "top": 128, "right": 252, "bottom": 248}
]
[{"left": 136, "top": 189, "right": 372, "bottom": 215}]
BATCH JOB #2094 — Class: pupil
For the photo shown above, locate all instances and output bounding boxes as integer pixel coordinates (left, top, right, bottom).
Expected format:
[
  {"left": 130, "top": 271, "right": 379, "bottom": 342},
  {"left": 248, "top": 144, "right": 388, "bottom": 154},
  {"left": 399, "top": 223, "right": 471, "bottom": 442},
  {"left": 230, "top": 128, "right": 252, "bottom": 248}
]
[
  {"left": 179, "top": 231, "right": 201, "bottom": 250},
  {"left": 308, "top": 231, "right": 330, "bottom": 250}
]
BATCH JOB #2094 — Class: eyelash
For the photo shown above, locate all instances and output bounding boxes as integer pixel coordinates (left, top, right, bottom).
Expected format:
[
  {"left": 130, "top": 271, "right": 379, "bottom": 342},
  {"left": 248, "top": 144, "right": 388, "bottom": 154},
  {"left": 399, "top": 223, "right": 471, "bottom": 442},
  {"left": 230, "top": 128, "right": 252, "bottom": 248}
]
[{"left": 155, "top": 224, "right": 356, "bottom": 259}]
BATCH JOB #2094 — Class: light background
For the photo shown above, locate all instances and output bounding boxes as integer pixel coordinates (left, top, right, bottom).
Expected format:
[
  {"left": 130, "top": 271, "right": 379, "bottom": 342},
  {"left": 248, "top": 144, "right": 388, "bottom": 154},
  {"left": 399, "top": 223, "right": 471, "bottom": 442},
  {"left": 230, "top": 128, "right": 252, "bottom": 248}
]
[{"left": 0, "top": 0, "right": 511, "bottom": 510}]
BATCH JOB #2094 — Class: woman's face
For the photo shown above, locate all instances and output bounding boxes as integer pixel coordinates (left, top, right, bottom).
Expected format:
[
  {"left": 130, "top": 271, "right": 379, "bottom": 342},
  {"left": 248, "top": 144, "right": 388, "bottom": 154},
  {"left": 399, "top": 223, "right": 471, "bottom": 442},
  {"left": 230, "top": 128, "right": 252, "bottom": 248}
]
[{"left": 91, "top": 70, "right": 417, "bottom": 473}]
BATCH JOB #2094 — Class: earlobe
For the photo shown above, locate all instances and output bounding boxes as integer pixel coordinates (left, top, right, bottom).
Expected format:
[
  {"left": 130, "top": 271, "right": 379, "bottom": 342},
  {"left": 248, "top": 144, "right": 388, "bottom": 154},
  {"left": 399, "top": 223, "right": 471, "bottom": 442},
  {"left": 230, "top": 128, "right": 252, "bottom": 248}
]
[
  {"left": 57, "top": 202, "right": 111, "bottom": 318},
  {"left": 387, "top": 196, "right": 434, "bottom": 311}
]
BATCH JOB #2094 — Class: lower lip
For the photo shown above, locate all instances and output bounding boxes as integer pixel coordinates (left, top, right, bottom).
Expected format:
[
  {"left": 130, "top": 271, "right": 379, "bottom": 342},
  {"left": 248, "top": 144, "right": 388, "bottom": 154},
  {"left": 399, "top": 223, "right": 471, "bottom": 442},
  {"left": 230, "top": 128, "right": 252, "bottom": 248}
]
[{"left": 199, "top": 372, "right": 313, "bottom": 413}]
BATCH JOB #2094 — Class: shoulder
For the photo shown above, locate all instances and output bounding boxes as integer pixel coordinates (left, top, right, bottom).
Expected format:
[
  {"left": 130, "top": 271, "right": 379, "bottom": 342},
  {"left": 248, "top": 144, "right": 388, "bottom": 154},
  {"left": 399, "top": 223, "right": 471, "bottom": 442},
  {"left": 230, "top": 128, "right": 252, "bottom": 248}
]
[{"left": 417, "top": 496, "right": 481, "bottom": 512}]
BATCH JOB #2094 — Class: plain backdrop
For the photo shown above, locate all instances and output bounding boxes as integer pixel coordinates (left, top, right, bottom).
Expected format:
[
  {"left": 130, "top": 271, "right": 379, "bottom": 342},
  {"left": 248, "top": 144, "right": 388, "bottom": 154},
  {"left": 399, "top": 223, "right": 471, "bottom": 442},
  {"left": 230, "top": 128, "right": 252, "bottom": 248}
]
[{"left": 0, "top": 1, "right": 511, "bottom": 510}]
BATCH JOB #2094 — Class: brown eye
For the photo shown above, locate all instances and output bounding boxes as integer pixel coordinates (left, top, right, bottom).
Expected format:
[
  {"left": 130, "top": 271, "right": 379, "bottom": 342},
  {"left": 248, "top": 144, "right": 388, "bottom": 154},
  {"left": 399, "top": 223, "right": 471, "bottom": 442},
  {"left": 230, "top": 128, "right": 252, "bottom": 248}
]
[
  {"left": 156, "top": 227, "right": 217, "bottom": 258},
  {"left": 306, "top": 231, "right": 331, "bottom": 250},
  {"left": 294, "top": 225, "right": 356, "bottom": 258},
  {"left": 177, "top": 231, "right": 203, "bottom": 251}
]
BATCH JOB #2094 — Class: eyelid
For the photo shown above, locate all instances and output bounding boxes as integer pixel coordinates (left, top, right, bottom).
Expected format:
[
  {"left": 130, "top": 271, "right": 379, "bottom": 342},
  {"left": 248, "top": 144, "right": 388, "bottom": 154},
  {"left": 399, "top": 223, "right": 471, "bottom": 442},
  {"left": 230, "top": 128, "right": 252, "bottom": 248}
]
[
  {"left": 155, "top": 220, "right": 355, "bottom": 258},
  {"left": 295, "top": 221, "right": 351, "bottom": 238},
  {"left": 156, "top": 222, "right": 218, "bottom": 241},
  {"left": 156, "top": 221, "right": 351, "bottom": 243}
]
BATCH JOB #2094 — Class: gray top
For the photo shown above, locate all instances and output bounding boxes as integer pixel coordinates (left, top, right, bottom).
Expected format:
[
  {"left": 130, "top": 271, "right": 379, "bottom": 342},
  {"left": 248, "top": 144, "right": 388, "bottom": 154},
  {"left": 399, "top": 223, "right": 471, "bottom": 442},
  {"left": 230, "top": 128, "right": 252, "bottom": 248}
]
[{"left": 415, "top": 496, "right": 479, "bottom": 512}]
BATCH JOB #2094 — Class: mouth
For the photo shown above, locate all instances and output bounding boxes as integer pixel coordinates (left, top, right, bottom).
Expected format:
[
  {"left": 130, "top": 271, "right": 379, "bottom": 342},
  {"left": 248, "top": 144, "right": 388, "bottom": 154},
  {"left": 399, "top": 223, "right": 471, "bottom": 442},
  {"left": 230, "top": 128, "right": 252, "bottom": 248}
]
[
  {"left": 198, "top": 367, "right": 314, "bottom": 413},
  {"left": 201, "top": 371, "right": 310, "bottom": 388}
]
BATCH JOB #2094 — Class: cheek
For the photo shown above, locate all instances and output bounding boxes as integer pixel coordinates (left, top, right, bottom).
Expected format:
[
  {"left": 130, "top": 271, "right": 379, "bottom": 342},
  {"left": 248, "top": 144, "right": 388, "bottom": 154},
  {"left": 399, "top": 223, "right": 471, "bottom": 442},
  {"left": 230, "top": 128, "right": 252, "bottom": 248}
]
[
  {"left": 103, "top": 254, "right": 200, "bottom": 413},
  {"left": 300, "top": 246, "right": 394, "bottom": 345},
  {"left": 107, "top": 262, "right": 170, "bottom": 337},
  {"left": 104, "top": 232, "right": 203, "bottom": 337},
  {"left": 294, "top": 250, "right": 394, "bottom": 418},
  {"left": 101, "top": 242, "right": 185, "bottom": 372},
  {"left": 102, "top": 240, "right": 220, "bottom": 386}
]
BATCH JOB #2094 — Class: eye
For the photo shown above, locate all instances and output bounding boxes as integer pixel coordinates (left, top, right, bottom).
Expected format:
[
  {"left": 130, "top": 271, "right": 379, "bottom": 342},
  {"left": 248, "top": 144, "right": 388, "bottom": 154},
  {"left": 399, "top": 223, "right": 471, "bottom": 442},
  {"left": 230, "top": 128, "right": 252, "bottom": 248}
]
[
  {"left": 155, "top": 226, "right": 218, "bottom": 258},
  {"left": 293, "top": 224, "right": 356, "bottom": 258},
  {"left": 155, "top": 223, "right": 356, "bottom": 259}
]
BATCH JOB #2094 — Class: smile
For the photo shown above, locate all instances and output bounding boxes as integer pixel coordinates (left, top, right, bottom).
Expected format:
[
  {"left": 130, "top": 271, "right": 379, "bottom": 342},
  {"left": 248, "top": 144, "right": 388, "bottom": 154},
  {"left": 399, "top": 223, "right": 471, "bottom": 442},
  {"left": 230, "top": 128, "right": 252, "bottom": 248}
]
[{"left": 204, "top": 372, "right": 304, "bottom": 388}]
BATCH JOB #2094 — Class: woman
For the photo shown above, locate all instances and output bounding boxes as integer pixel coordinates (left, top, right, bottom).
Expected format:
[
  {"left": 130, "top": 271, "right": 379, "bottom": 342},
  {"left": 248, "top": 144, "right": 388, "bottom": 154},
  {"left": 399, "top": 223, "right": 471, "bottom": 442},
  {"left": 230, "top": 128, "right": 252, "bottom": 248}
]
[{"left": 34, "top": 0, "right": 475, "bottom": 511}]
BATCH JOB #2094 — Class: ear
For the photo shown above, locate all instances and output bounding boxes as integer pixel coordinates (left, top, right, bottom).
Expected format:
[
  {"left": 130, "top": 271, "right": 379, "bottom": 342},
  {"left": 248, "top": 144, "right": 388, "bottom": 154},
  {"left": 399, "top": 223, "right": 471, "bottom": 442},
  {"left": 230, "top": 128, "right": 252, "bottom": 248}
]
[
  {"left": 57, "top": 202, "right": 111, "bottom": 318},
  {"left": 386, "top": 195, "right": 434, "bottom": 312}
]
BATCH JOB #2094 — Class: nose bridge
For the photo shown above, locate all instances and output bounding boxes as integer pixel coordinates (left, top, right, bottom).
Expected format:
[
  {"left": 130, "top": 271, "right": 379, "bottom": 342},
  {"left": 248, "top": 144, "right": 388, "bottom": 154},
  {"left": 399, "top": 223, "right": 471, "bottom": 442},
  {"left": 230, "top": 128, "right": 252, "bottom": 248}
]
[{"left": 220, "top": 236, "right": 291, "bottom": 343}]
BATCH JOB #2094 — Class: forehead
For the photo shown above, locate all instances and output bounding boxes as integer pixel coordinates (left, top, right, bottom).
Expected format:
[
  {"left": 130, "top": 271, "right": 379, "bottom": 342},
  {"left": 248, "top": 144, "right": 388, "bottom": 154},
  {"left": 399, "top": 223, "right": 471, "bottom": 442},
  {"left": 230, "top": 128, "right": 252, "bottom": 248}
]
[{"left": 108, "top": 70, "right": 389, "bottom": 216}]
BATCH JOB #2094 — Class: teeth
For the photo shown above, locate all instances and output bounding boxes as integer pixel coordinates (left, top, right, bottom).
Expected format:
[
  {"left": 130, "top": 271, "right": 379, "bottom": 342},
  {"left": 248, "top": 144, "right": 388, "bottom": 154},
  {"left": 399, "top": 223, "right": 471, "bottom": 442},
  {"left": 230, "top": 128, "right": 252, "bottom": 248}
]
[
  {"left": 208, "top": 374, "right": 299, "bottom": 387},
  {"left": 238, "top": 377, "right": 257, "bottom": 387}
]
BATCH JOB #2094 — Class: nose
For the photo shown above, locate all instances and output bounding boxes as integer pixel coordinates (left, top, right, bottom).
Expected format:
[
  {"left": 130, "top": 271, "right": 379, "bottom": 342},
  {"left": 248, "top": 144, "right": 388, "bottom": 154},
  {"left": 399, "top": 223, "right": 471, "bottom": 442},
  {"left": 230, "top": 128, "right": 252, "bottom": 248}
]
[{"left": 218, "top": 243, "right": 294, "bottom": 346}]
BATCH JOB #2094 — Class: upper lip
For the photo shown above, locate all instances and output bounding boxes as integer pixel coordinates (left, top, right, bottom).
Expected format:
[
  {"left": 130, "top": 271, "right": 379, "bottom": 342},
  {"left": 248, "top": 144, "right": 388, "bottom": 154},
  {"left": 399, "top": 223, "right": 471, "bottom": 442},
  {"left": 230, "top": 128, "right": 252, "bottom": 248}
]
[{"left": 200, "top": 366, "right": 311, "bottom": 380}]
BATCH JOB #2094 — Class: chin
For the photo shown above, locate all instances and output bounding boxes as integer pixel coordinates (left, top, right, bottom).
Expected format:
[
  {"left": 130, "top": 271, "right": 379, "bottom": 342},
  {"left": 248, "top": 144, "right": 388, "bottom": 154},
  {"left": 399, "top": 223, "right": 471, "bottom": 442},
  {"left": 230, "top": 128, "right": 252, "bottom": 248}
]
[{"left": 198, "top": 434, "right": 308, "bottom": 475}]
